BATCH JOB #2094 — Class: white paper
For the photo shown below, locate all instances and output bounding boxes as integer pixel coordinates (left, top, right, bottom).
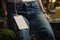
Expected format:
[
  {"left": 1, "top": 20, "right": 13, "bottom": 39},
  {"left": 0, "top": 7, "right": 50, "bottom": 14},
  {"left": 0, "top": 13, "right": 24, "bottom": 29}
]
[{"left": 14, "top": 15, "right": 29, "bottom": 29}]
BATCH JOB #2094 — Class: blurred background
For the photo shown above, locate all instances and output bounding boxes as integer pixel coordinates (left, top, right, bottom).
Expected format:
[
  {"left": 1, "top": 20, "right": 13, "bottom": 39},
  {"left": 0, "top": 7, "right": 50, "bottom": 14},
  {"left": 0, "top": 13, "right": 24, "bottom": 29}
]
[{"left": 42, "top": 0, "right": 60, "bottom": 40}]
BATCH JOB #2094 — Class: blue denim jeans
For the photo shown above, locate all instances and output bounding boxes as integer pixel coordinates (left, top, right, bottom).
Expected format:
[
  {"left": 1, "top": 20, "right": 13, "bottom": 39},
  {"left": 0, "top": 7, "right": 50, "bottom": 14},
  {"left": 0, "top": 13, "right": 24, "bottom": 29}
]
[
  {"left": 7, "top": 14, "right": 30, "bottom": 40},
  {"left": 7, "top": 1, "right": 55, "bottom": 40},
  {"left": 29, "top": 12, "right": 55, "bottom": 40}
]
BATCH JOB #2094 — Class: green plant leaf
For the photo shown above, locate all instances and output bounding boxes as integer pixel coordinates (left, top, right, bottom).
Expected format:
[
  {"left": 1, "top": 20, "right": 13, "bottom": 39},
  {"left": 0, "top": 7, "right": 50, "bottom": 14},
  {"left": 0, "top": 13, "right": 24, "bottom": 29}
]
[{"left": 0, "top": 29, "right": 16, "bottom": 40}]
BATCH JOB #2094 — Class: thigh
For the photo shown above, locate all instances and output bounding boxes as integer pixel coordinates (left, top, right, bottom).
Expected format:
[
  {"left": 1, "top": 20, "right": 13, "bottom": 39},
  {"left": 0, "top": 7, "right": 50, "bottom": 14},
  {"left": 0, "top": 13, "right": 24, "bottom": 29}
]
[
  {"left": 29, "top": 11, "right": 55, "bottom": 40},
  {"left": 29, "top": 11, "right": 54, "bottom": 35}
]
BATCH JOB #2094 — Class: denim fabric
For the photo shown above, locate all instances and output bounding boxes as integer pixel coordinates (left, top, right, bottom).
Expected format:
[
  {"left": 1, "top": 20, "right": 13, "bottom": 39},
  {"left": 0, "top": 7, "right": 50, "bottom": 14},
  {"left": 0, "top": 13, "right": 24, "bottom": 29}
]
[
  {"left": 7, "top": 1, "right": 55, "bottom": 40},
  {"left": 29, "top": 12, "right": 55, "bottom": 40},
  {"left": 7, "top": 14, "right": 30, "bottom": 40}
]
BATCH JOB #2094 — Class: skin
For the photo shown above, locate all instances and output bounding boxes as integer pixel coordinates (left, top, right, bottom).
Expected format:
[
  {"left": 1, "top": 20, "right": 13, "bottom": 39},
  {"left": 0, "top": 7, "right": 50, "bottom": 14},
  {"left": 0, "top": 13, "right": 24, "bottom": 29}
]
[
  {"left": 37, "top": 0, "right": 46, "bottom": 12},
  {"left": 2, "top": 0, "right": 7, "bottom": 17},
  {"left": 1, "top": 0, "right": 8, "bottom": 28},
  {"left": 37, "top": 0, "right": 52, "bottom": 22}
]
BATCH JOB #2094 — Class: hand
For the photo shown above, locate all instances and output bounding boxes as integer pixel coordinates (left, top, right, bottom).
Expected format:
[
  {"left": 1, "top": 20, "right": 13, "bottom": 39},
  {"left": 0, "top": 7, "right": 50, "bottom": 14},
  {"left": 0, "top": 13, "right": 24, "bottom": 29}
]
[
  {"left": 43, "top": 9, "right": 46, "bottom": 13},
  {"left": 4, "top": 11, "right": 7, "bottom": 17},
  {"left": 42, "top": 7, "right": 46, "bottom": 13},
  {"left": 44, "top": 14, "right": 52, "bottom": 22}
]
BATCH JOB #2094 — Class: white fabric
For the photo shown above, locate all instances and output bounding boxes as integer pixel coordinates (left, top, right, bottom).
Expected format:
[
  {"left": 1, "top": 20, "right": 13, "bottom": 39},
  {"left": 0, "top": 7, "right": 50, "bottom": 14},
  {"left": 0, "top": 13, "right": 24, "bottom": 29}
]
[
  {"left": 22, "top": 0, "right": 36, "bottom": 2},
  {"left": 8, "top": 0, "right": 36, "bottom": 2}
]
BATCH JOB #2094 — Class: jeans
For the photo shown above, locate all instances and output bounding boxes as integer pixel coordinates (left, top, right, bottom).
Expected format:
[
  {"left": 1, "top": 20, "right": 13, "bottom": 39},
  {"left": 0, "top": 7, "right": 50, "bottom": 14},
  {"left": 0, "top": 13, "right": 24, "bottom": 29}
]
[
  {"left": 7, "top": 13, "right": 30, "bottom": 40},
  {"left": 7, "top": 1, "right": 55, "bottom": 40},
  {"left": 29, "top": 13, "right": 55, "bottom": 40}
]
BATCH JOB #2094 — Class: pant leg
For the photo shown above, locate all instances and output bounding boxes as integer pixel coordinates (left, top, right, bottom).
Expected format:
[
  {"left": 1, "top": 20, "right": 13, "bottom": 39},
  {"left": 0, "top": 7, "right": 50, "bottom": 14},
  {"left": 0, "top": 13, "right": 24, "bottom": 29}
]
[
  {"left": 29, "top": 11, "right": 55, "bottom": 40},
  {"left": 8, "top": 14, "right": 31, "bottom": 40},
  {"left": 17, "top": 17, "right": 30, "bottom": 40},
  {"left": 7, "top": 2, "right": 30, "bottom": 40},
  {"left": 18, "top": 29, "right": 30, "bottom": 40}
]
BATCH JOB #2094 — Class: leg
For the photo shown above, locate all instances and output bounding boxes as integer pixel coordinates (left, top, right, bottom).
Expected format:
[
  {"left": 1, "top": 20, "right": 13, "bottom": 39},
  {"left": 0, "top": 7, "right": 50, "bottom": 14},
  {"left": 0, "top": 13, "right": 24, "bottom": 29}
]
[
  {"left": 19, "top": 29, "right": 30, "bottom": 40},
  {"left": 29, "top": 11, "right": 55, "bottom": 40},
  {"left": 15, "top": 17, "right": 30, "bottom": 40},
  {"left": 8, "top": 14, "right": 30, "bottom": 40}
]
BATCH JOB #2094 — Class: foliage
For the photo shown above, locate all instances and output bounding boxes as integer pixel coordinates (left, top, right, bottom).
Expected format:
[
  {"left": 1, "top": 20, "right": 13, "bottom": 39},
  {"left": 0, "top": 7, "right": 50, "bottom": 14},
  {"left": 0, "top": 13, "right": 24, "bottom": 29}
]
[{"left": 0, "top": 29, "right": 16, "bottom": 40}]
